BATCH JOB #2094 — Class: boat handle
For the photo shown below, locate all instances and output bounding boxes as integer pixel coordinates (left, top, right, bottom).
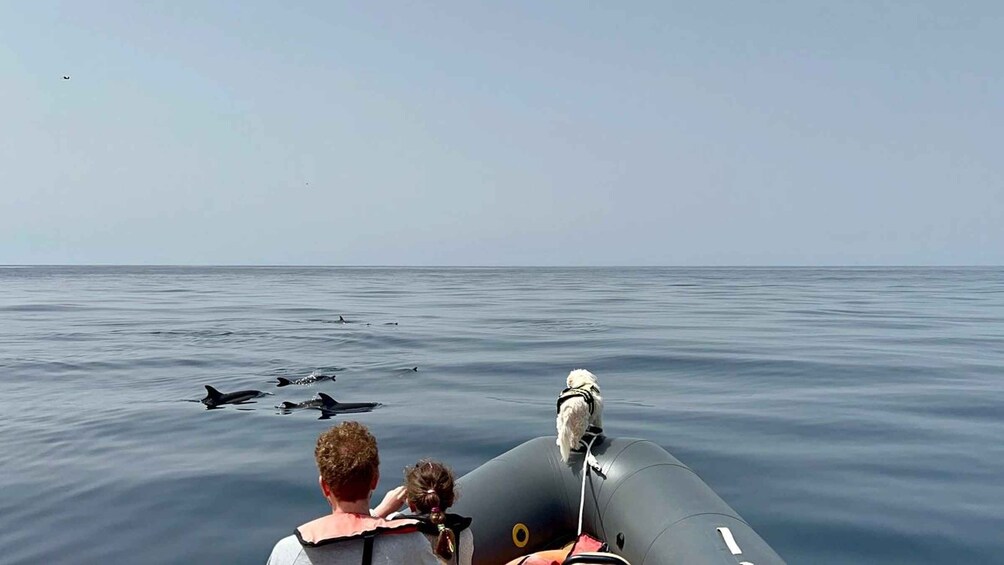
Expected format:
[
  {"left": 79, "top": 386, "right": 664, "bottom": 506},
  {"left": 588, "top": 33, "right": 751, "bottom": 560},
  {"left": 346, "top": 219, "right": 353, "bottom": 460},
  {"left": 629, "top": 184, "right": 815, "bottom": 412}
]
[{"left": 716, "top": 527, "right": 742, "bottom": 555}]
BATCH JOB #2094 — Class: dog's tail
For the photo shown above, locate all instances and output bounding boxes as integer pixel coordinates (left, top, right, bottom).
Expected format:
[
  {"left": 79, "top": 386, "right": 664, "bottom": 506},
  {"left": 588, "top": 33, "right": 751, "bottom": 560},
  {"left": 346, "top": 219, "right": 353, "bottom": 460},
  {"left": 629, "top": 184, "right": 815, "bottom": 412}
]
[
  {"left": 557, "top": 400, "right": 589, "bottom": 463},
  {"left": 557, "top": 434, "right": 575, "bottom": 463}
]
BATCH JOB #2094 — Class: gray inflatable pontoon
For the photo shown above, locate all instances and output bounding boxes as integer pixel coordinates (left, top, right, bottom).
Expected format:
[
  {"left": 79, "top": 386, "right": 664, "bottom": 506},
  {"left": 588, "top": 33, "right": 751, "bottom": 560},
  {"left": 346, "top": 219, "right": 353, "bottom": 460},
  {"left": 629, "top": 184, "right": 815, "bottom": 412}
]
[{"left": 453, "top": 436, "right": 785, "bottom": 565}]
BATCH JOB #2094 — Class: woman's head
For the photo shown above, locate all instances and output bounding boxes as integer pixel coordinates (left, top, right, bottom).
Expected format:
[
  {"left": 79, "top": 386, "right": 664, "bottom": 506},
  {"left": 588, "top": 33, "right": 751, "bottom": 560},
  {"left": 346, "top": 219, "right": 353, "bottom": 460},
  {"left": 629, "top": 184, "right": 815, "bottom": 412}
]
[
  {"left": 314, "top": 421, "right": 379, "bottom": 502},
  {"left": 405, "top": 458, "right": 456, "bottom": 514},
  {"left": 405, "top": 459, "right": 458, "bottom": 559}
]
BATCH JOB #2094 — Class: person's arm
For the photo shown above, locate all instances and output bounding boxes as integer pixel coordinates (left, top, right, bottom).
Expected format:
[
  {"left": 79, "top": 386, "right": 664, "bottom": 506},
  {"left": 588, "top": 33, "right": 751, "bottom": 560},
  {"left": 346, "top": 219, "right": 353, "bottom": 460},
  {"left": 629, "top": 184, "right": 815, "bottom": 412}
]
[
  {"left": 459, "top": 528, "right": 475, "bottom": 565},
  {"left": 371, "top": 485, "right": 408, "bottom": 518}
]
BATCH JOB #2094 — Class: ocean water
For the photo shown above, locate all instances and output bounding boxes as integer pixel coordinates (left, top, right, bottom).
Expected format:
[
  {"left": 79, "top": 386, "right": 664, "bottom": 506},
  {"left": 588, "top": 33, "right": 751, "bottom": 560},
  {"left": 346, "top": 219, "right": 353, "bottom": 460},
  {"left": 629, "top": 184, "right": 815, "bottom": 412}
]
[{"left": 0, "top": 266, "right": 1001, "bottom": 564}]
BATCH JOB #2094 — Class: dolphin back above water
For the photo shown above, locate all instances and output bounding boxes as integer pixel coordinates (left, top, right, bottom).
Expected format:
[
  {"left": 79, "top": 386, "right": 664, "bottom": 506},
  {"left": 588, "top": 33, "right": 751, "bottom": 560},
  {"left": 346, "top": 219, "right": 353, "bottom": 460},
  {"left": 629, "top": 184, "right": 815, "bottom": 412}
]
[
  {"left": 278, "top": 392, "right": 381, "bottom": 417},
  {"left": 275, "top": 374, "right": 336, "bottom": 387},
  {"left": 202, "top": 385, "right": 268, "bottom": 408},
  {"left": 278, "top": 393, "right": 334, "bottom": 410}
]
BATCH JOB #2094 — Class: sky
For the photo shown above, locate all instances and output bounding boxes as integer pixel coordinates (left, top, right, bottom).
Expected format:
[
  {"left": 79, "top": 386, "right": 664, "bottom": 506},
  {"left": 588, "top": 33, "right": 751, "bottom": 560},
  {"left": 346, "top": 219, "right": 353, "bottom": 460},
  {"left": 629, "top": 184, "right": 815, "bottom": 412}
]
[{"left": 1, "top": 1, "right": 1001, "bottom": 265}]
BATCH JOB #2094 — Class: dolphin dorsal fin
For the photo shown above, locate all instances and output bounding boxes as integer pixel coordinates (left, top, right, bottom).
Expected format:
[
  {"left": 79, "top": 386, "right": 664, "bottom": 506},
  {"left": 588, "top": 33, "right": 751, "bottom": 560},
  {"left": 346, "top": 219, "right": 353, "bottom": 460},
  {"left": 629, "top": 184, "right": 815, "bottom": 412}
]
[
  {"left": 317, "top": 392, "right": 338, "bottom": 406},
  {"left": 280, "top": 401, "right": 297, "bottom": 409},
  {"left": 276, "top": 377, "right": 291, "bottom": 386},
  {"left": 204, "top": 385, "right": 222, "bottom": 399}
]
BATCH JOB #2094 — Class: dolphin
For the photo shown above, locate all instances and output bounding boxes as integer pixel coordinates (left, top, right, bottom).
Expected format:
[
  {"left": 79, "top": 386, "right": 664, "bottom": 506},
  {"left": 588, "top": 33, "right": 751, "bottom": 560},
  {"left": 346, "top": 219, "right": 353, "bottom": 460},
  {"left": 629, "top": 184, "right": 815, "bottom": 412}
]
[
  {"left": 202, "top": 385, "right": 268, "bottom": 408},
  {"left": 275, "top": 373, "right": 336, "bottom": 387},
  {"left": 277, "top": 392, "right": 380, "bottom": 418}
]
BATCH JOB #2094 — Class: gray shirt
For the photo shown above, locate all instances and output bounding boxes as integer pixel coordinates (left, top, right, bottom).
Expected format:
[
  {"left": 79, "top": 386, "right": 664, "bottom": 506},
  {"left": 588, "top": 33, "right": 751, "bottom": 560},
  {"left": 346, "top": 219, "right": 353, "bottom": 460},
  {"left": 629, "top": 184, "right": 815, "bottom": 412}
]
[{"left": 266, "top": 530, "right": 440, "bottom": 565}]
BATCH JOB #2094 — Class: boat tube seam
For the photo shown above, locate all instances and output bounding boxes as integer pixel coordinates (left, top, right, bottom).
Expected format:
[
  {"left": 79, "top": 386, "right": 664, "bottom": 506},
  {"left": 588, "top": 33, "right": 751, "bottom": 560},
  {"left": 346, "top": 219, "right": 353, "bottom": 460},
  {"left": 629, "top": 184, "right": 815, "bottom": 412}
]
[
  {"left": 562, "top": 437, "right": 642, "bottom": 540},
  {"left": 596, "top": 439, "right": 647, "bottom": 491},
  {"left": 590, "top": 459, "right": 694, "bottom": 549},
  {"left": 594, "top": 439, "right": 690, "bottom": 533},
  {"left": 598, "top": 461, "right": 698, "bottom": 520},
  {"left": 640, "top": 512, "right": 750, "bottom": 565},
  {"left": 600, "top": 441, "right": 693, "bottom": 496}
]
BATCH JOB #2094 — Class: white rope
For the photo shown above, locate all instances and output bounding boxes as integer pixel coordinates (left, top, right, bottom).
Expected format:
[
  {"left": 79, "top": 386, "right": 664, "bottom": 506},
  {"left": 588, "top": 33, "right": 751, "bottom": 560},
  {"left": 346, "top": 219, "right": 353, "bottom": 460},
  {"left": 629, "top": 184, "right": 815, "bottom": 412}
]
[{"left": 576, "top": 433, "right": 600, "bottom": 536}]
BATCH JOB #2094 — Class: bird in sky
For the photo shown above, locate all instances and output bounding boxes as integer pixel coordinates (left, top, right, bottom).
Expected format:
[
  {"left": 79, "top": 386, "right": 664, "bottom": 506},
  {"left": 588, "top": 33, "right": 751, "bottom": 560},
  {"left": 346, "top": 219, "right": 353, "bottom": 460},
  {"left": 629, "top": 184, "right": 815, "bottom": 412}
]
[{"left": 62, "top": 76, "right": 70, "bottom": 80}]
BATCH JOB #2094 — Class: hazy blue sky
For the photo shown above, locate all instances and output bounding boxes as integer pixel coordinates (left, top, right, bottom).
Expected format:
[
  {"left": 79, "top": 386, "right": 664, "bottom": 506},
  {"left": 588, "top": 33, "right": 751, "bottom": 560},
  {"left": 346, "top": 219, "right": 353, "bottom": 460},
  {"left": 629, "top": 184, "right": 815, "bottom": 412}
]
[{"left": 2, "top": 1, "right": 1001, "bottom": 265}]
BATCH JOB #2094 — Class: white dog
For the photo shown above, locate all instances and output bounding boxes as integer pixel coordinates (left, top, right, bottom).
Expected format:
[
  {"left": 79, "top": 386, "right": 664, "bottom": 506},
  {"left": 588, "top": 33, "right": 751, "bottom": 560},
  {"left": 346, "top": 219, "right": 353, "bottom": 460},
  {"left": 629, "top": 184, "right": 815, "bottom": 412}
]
[{"left": 556, "top": 369, "right": 604, "bottom": 463}]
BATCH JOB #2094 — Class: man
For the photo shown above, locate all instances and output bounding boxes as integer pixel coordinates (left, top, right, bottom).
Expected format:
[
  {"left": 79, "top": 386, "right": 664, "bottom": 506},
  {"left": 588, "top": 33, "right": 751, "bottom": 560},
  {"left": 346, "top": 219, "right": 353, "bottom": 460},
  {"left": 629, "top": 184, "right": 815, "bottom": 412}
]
[{"left": 267, "top": 422, "right": 438, "bottom": 564}]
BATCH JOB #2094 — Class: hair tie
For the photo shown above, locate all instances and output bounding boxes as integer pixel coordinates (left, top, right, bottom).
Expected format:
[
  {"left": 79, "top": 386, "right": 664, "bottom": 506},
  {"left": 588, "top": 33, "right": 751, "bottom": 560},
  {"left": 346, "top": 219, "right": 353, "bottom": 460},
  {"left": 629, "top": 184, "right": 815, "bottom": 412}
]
[{"left": 431, "top": 506, "right": 441, "bottom": 513}]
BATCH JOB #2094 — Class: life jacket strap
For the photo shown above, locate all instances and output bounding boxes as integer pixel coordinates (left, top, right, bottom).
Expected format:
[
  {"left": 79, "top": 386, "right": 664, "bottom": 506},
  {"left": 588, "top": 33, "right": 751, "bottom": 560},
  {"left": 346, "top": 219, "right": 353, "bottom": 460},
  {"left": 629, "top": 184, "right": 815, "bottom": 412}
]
[
  {"left": 361, "top": 534, "right": 374, "bottom": 565},
  {"left": 557, "top": 387, "right": 596, "bottom": 415}
]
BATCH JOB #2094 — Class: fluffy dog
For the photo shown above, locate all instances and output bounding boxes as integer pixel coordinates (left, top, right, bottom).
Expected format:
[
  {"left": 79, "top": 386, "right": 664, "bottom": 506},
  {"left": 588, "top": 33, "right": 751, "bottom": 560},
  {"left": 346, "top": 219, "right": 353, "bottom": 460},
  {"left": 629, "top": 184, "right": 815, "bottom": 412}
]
[{"left": 556, "top": 369, "right": 604, "bottom": 463}]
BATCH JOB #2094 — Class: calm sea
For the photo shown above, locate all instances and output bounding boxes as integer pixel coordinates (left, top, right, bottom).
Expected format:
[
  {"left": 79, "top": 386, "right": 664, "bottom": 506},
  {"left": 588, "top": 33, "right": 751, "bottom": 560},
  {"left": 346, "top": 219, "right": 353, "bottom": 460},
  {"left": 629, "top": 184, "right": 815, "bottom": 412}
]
[{"left": 1, "top": 267, "right": 1001, "bottom": 564}]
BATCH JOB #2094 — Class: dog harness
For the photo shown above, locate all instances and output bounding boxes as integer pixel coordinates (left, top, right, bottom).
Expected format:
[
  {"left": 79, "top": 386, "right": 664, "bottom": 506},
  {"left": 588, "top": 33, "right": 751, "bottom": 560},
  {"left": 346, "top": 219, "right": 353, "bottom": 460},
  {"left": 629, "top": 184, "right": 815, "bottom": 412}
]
[
  {"left": 556, "top": 386, "right": 597, "bottom": 415},
  {"left": 557, "top": 386, "right": 604, "bottom": 440}
]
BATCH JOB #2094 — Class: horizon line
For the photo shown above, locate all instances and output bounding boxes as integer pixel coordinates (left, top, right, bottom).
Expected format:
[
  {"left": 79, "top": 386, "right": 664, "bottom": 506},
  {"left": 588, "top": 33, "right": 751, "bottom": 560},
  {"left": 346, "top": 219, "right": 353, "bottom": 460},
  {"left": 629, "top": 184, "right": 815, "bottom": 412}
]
[{"left": 2, "top": 264, "right": 1001, "bottom": 269}]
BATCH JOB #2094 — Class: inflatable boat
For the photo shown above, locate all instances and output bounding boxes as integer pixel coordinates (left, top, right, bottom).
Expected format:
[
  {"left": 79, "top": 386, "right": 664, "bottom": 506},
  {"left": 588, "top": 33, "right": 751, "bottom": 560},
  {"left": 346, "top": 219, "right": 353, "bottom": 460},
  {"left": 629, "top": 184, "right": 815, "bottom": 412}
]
[{"left": 453, "top": 435, "right": 785, "bottom": 565}]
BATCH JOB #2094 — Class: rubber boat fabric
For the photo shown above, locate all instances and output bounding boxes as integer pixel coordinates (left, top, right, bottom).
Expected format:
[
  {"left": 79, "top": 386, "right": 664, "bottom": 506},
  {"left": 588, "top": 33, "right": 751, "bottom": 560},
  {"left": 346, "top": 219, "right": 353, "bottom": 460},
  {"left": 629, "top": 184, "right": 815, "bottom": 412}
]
[{"left": 452, "top": 435, "right": 785, "bottom": 565}]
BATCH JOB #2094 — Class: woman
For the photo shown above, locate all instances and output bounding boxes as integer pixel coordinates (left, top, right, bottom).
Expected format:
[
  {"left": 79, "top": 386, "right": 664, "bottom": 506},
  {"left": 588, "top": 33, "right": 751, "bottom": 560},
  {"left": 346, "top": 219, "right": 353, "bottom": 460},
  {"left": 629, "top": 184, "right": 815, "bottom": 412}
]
[{"left": 393, "top": 459, "right": 474, "bottom": 565}]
